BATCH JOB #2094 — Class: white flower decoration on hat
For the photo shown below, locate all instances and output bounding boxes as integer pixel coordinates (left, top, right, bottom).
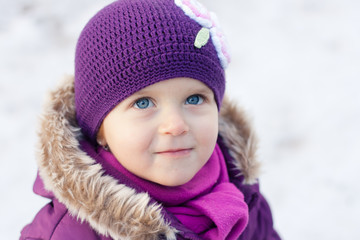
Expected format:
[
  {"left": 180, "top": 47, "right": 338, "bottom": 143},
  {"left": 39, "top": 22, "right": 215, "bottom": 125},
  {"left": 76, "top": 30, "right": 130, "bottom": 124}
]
[{"left": 174, "top": 0, "right": 231, "bottom": 69}]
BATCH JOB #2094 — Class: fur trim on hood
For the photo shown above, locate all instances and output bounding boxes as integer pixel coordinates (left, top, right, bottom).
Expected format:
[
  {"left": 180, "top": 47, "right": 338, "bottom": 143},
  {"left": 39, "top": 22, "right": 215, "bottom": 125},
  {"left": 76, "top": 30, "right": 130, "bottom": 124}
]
[{"left": 36, "top": 75, "right": 260, "bottom": 239}]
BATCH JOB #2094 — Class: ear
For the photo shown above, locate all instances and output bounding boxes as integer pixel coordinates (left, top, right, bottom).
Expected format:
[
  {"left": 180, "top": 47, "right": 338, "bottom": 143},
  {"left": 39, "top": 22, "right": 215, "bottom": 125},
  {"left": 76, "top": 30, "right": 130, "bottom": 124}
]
[{"left": 96, "top": 124, "right": 107, "bottom": 147}]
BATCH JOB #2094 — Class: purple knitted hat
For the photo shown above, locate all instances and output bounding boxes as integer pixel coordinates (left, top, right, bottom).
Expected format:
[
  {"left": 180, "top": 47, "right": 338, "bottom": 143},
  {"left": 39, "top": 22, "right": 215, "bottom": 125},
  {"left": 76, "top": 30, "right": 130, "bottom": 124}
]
[{"left": 75, "top": 0, "right": 230, "bottom": 142}]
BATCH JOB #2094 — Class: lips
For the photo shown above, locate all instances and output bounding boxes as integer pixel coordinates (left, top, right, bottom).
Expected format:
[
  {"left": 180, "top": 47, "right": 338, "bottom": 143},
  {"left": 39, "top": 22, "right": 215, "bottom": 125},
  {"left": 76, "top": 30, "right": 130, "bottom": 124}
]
[{"left": 155, "top": 148, "right": 193, "bottom": 158}]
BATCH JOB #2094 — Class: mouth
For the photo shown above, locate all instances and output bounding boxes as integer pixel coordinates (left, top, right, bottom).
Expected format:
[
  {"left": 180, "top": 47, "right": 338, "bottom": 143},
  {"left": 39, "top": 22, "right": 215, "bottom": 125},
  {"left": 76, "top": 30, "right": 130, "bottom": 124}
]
[{"left": 155, "top": 148, "right": 193, "bottom": 158}]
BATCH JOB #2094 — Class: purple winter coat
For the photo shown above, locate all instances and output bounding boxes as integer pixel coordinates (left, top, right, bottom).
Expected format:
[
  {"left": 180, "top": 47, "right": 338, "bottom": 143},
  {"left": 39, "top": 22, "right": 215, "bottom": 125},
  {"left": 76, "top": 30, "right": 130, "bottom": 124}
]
[{"left": 20, "top": 76, "right": 281, "bottom": 240}]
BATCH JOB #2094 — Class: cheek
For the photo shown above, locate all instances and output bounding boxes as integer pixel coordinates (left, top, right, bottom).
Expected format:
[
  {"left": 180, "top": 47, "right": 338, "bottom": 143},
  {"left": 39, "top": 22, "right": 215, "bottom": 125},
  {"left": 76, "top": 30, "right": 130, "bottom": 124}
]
[
  {"left": 104, "top": 119, "right": 153, "bottom": 161},
  {"left": 106, "top": 127, "right": 154, "bottom": 176},
  {"left": 194, "top": 113, "right": 219, "bottom": 156}
]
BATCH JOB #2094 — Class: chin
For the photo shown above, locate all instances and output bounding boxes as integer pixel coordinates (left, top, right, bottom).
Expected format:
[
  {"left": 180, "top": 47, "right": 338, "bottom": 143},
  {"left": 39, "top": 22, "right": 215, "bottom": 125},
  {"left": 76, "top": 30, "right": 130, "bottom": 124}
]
[{"left": 157, "top": 174, "right": 194, "bottom": 187}]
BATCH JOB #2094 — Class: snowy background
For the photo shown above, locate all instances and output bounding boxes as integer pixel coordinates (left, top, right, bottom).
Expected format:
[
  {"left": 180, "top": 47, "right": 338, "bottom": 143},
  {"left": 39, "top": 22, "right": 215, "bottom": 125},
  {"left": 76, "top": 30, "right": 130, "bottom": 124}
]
[{"left": 1, "top": 0, "right": 359, "bottom": 239}]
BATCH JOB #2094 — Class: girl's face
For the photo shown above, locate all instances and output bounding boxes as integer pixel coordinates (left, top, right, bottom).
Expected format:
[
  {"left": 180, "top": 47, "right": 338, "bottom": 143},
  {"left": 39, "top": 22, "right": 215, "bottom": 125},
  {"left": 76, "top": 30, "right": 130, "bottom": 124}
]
[{"left": 97, "top": 77, "right": 218, "bottom": 186}]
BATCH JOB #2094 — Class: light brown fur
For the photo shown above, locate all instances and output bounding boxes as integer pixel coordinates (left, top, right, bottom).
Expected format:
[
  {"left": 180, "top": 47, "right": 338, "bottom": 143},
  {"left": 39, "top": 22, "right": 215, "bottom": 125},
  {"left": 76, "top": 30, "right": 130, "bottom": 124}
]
[{"left": 36, "top": 75, "right": 260, "bottom": 239}]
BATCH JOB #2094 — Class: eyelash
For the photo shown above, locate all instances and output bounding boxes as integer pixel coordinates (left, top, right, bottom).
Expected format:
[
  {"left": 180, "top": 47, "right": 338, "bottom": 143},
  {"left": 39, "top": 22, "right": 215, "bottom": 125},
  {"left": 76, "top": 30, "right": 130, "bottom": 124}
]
[
  {"left": 133, "top": 97, "right": 155, "bottom": 109},
  {"left": 132, "top": 94, "right": 208, "bottom": 109},
  {"left": 185, "top": 94, "right": 206, "bottom": 105}
]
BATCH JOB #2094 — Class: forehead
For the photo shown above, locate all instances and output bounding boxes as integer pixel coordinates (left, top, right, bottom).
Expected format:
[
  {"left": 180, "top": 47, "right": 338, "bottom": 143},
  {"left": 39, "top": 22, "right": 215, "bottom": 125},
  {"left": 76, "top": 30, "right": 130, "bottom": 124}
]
[{"left": 133, "top": 77, "right": 214, "bottom": 96}]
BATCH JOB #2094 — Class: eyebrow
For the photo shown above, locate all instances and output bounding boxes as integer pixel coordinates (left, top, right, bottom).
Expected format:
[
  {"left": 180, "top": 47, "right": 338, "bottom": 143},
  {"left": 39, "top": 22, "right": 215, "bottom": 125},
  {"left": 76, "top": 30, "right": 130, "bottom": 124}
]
[
  {"left": 130, "top": 89, "right": 152, "bottom": 97},
  {"left": 130, "top": 84, "right": 214, "bottom": 98},
  {"left": 184, "top": 85, "right": 215, "bottom": 99},
  {"left": 190, "top": 87, "right": 213, "bottom": 95}
]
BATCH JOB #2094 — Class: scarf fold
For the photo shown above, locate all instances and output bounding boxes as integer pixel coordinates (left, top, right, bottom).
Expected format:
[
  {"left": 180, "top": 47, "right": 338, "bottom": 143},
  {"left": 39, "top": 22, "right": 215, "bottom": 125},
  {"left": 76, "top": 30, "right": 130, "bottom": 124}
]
[{"left": 96, "top": 143, "right": 248, "bottom": 240}]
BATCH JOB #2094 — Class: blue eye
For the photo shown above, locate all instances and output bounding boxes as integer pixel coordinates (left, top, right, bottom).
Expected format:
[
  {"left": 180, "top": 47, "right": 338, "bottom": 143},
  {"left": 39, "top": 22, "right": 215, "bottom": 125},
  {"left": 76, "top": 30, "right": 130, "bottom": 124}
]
[
  {"left": 134, "top": 98, "right": 154, "bottom": 109},
  {"left": 186, "top": 95, "right": 204, "bottom": 105}
]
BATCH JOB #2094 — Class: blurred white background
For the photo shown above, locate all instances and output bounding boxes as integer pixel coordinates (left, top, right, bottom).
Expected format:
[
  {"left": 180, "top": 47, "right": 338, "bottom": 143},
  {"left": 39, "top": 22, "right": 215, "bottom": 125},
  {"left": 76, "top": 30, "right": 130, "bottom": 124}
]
[{"left": 1, "top": 0, "right": 359, "bottom": 239}]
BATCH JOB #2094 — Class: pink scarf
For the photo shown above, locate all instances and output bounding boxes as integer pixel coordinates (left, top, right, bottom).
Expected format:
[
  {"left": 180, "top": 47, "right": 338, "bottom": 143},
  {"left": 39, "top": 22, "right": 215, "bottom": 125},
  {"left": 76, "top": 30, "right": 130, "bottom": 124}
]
[{"left": 98, "top": 144, "right": 248, "bottom": 239}]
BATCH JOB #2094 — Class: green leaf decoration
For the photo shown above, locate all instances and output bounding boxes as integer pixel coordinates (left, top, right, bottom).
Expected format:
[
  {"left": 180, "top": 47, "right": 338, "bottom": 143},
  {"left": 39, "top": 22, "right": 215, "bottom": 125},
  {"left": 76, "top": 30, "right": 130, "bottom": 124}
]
[{"left": 194, "top": 27, "right": 210, "bottom": 49}]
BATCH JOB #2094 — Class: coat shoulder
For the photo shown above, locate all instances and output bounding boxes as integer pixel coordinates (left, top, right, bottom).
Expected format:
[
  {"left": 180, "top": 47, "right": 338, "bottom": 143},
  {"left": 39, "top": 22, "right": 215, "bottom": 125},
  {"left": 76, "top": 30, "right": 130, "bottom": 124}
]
[{"left": 20, "top": 199, "right": 101, "bottom": 240}]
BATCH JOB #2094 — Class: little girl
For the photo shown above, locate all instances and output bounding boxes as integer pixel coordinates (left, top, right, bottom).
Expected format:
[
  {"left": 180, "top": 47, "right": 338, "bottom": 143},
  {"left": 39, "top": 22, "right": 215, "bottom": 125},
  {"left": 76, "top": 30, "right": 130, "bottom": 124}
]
[{"left": 20, "top": 0, "right": 280, "bottom": 239}]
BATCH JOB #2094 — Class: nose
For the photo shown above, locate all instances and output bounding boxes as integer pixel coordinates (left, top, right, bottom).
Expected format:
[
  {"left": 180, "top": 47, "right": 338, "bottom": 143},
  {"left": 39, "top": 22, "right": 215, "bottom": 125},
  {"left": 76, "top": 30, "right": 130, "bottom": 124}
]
[{"left": 158, "top": 108, "right": 189, "bottom": 136}]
